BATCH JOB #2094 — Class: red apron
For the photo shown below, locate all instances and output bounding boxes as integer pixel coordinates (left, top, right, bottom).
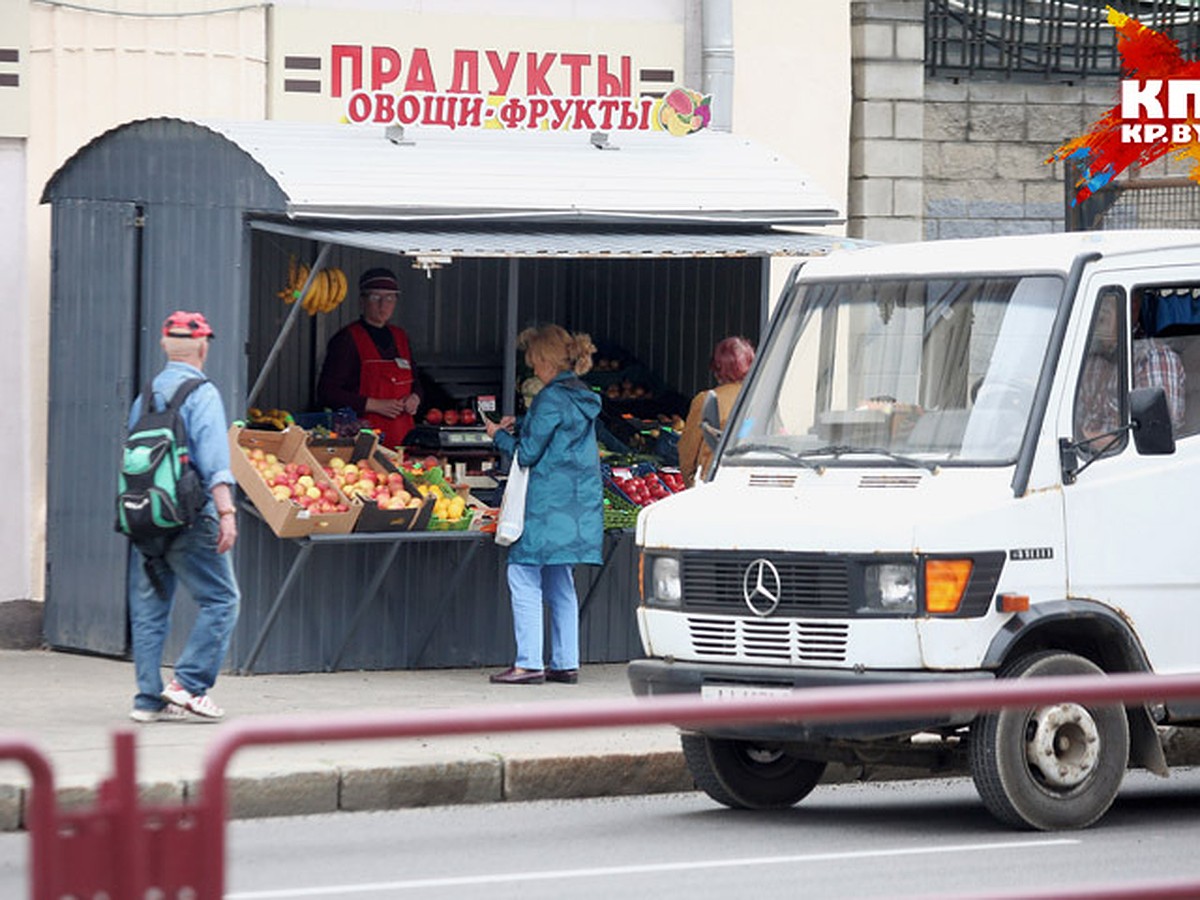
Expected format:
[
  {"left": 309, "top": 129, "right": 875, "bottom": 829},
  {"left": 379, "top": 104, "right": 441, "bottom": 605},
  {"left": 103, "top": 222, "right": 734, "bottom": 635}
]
[{"left": 349, "top": 322, "right": 415, "bottom": 448}]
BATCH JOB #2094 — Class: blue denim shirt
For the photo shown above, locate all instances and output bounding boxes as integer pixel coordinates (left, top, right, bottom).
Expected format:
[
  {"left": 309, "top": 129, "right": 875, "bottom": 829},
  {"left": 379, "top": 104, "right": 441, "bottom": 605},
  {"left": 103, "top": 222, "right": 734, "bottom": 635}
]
[{"left": 127, "top": 361, "right": 235, "bottom": 491}]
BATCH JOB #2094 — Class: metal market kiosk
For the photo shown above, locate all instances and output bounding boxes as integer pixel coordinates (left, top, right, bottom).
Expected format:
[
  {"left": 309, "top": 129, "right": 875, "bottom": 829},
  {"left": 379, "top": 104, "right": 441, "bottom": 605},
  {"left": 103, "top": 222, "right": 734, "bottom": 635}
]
[{"left": 42, "top": 116, "right": 849, "bottom": 673}]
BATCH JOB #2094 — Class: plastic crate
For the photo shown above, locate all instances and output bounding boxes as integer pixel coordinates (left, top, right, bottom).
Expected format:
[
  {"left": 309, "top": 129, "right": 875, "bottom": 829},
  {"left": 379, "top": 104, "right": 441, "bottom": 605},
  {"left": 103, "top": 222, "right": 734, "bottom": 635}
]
[
  {"left": 428, "top": 509, "right": 474, "bottom": 531},
  {"left": 602, "top": 485, "right": 641, "bottom": 530}
]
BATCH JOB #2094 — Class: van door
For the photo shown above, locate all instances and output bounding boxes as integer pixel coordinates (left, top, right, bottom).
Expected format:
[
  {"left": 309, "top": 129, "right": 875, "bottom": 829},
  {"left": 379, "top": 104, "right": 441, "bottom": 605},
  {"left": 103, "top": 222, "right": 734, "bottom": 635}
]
[{"left": 1060, "top": 276, "right": 1200, "bottom": 675}]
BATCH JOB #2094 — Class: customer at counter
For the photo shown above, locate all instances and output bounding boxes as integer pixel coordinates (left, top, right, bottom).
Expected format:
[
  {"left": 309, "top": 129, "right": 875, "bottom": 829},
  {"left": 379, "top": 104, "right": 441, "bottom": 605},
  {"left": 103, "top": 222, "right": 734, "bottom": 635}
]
[
  {"left": 485, "top": 325, "right": 603, "bottom": 685},
  {"left": 316, "top": 267, "right": 424, "bottom": 448},
  {"left": 678, "top": 336, "right": 756, "bottom": 487}
]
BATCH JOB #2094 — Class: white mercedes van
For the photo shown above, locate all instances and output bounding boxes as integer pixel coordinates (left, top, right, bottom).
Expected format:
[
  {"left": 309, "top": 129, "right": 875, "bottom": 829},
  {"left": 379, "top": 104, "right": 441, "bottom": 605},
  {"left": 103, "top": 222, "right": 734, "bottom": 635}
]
[{"left": 628, "top": 230, "right": 1200, "bottom": 830}]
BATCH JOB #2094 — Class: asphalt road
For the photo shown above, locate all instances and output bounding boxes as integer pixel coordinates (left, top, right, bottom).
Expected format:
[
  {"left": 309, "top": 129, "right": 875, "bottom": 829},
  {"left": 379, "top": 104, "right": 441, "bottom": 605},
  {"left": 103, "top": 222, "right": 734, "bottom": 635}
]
[{"left": 6, "top": 771, "right": 1197, "bottom": 899}]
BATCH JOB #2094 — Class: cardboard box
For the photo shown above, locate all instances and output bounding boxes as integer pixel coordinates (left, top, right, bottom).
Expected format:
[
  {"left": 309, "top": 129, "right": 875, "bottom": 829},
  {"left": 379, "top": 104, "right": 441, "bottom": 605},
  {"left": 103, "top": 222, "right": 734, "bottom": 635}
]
[
  {"left": 307, "top": 438, "right": 434, "bottom": 532},
  {"left": 229, "top": 425, "right": 360, "bottom": 538}
]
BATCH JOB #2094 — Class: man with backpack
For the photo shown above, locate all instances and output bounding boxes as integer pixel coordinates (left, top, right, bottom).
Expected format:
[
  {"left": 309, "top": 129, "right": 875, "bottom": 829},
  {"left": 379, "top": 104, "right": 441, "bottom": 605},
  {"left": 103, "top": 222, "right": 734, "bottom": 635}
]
[{"left": 123, "top": 311, "right": 240, "bottom": 722}]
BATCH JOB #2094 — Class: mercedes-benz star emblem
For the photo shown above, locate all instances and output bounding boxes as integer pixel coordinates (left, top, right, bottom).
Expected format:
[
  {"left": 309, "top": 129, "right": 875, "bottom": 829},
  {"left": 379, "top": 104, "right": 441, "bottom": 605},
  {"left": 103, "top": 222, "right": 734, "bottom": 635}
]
[{"left": 742, "top": 558, "right": 782, "bottom": 617}]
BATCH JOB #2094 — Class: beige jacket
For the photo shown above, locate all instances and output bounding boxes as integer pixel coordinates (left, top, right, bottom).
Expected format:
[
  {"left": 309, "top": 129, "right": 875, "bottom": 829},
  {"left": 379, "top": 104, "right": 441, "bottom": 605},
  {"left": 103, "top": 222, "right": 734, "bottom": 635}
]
[{"left": 678, "top": 380, "right": 744, "bottom": 487}]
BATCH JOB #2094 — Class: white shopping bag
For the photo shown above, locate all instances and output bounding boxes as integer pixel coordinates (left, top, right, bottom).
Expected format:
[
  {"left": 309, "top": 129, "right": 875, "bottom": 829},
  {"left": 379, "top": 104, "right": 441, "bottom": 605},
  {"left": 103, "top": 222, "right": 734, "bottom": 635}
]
[{"left": 494, "top": 455, "right": 529, "bottom": 546}]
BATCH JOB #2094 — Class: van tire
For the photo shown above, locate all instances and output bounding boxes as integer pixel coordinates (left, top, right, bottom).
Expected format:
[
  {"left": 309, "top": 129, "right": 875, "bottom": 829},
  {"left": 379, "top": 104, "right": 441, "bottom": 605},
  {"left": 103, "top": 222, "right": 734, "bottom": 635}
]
[
  {"left": 969, "top": 650, "right": 1129, "bottom": 830},
  {"left": 681, "top": 733, "right": 827, "bottom": 810}
]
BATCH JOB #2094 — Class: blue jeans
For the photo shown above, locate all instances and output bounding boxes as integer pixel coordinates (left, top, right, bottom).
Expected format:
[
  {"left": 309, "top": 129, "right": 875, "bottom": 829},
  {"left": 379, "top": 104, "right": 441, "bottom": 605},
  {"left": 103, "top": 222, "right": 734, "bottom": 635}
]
[
  {"left": 506, "top": 563, "right": 579, "bottom": 671},
  {"left": 127, "top": 507, "right": 241, "bottom": 711}
]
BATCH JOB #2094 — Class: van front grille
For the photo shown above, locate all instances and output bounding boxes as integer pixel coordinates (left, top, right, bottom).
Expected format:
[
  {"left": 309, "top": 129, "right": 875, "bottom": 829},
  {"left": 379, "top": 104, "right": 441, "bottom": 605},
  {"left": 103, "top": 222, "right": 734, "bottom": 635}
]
[
  {"left": 681, "top": 552, "right": 851, "bottom": 616},
  {"left": 687, "top": 616, "right": 849, "bottom": 663}
]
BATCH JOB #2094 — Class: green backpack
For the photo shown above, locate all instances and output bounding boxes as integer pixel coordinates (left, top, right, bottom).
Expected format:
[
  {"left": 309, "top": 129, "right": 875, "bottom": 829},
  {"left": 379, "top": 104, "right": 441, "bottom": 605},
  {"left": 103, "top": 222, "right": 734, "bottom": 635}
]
[{"left": 116, "top": 378, "right": 208, "bottom": 547}]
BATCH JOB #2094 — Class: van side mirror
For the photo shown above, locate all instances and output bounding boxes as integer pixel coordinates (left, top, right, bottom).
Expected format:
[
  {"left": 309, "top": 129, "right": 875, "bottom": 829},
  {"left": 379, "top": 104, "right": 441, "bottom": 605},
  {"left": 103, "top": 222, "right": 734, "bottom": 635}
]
[
  {"left": 700, "top": 390, "right": 722, "bottom": 450},
  {"left": 1130, "top": 386, "right": 1175, "bottom": 455},
  {"left": 1060, "top": 386, "right": 1175, "bottom": 484}
]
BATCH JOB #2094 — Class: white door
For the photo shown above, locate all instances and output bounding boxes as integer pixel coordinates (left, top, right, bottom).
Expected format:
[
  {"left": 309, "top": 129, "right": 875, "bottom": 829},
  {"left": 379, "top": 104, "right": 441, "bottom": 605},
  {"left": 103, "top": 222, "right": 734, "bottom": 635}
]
[{"left": 1061, "top": 274, "right": 1200, "bottom": 674}]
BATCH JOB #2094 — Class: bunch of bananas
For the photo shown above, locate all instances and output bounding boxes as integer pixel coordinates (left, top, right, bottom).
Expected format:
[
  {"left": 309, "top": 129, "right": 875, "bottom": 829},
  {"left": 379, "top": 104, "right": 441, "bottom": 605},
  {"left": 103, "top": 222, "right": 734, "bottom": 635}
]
[
  {"left": 277, "top": 256, "right": 349, "bottom": 316},
  {"left": 247, "top": 407, "right": 294, "bottom": 430}
]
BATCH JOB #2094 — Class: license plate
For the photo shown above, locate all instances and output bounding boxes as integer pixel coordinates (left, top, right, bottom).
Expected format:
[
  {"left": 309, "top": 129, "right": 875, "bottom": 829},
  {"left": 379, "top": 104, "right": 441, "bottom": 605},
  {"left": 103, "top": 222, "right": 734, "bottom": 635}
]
[{"left": 700, "top": 684, "right": 793, "bottom": 702}]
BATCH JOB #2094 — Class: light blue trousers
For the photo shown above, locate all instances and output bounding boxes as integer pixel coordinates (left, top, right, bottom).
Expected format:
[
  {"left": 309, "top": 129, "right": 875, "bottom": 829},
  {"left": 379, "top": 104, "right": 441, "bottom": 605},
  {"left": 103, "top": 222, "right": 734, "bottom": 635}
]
[{"left": 506, "top": 563, "right": 579, "bottom": 671}]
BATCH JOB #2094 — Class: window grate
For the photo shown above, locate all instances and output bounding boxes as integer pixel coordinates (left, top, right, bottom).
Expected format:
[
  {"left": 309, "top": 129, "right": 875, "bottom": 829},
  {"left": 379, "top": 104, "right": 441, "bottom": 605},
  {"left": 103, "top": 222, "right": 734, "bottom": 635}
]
[{"left": 926, "top": 0, "right": 1200, "bottom": 82}]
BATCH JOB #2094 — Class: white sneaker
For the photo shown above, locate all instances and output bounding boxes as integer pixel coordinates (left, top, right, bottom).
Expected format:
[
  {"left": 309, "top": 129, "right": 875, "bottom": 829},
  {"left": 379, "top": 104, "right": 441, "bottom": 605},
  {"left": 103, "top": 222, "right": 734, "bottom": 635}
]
[
  {"left": 161, "top": 679, "right": 225, "bottom": 720},
  {"left": 129, "top": 705, "right": 187, "bottom": 723}
]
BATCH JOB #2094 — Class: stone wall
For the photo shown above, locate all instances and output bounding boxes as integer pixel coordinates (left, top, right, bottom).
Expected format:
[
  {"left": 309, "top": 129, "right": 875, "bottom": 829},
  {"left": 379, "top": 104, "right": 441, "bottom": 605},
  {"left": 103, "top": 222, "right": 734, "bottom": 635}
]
[
  {"left": 849, "top": 0, "right": 925, "bottom": 242},
  {"left": 922, "top": 80, "right": 1113, "bottom": 239},
  {"left": 849, "top": 0, "right": 1181, "bottom": 241}
]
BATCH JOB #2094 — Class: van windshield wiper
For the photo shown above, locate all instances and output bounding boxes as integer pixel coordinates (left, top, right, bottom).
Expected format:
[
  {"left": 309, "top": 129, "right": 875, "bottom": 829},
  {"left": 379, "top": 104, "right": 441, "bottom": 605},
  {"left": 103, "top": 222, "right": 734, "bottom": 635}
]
[
  {"left": 722, "top": 442, "right": 827, "bottom": 469},
  {"left": 794, "top": 444, "right": 940, "bottom": 473}
]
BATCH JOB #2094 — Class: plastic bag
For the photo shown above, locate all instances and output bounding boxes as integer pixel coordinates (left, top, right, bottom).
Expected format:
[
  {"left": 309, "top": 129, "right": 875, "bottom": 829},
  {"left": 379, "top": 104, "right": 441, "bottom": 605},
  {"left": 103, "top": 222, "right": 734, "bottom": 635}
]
[{"left": 495, "top": 456, "right": 529, "bottom": 546}]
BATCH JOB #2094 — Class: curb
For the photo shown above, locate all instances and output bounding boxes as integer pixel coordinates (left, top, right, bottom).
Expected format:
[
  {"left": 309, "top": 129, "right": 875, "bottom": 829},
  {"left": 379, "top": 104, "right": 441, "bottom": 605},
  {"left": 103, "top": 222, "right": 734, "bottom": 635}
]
[
  {"left": 3, "top": 728, "right": 1198, "bottom": 832},
  {"left": 0, "top": 751, "right": 695, "bottom": 832}
]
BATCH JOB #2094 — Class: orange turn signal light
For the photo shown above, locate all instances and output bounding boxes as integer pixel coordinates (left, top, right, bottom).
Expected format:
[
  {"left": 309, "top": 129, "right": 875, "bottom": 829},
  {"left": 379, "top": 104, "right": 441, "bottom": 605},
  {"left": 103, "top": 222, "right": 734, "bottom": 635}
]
[
  {"left": 997, "top": 592, "right": 1030, "bottom": 613},
  {"left": 925, "top": 559, "right": 973, "bottom": 614}
]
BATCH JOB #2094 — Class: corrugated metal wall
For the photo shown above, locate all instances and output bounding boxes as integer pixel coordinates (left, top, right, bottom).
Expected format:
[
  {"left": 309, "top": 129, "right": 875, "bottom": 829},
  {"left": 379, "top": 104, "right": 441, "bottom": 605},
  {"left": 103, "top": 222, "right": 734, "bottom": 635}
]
[
  {"left": 44, "top": 200, "right": 139, "bottom": 654},
  {"left": 230, "top": 518, "right": 641, "bottom": 672},
  {"left": 44, "top": 119, "right": 284, "bottom": 657},
  {"left": 247, "top": 236, "right": 763, "bottom": 421},
  {"left": 237, "top": 242, "right": 762, "bottom": 673},
  {"left": 44, "top": 117, "right": 764, "bottom": 673}
]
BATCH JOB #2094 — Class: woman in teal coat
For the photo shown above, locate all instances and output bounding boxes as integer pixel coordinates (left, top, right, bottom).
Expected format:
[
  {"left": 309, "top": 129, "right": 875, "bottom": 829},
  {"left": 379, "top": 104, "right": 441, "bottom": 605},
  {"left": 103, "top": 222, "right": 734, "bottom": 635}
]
[{"left": 485, "top": 325, "right": 603, "bottom": 685}]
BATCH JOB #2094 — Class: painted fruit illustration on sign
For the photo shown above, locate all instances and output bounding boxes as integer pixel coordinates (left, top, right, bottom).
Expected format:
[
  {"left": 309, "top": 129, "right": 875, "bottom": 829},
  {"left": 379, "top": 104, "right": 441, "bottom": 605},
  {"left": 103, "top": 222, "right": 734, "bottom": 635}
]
[{"left": 657, "top": 87, "right": 712, "bottom": 137}]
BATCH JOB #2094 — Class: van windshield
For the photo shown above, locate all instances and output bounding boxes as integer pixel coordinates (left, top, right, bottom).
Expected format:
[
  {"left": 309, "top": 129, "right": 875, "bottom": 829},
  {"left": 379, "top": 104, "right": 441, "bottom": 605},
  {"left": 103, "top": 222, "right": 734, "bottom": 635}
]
[{"left": 725, "top": 274, "right": 1065, "bottom": 466}]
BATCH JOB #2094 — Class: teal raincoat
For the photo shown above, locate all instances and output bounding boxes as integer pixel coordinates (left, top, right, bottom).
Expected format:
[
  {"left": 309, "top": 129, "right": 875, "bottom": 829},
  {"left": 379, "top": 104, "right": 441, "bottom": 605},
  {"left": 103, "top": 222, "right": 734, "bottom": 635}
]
[{"left": 492, "top": 372, "right": 603, "bottom": 566}]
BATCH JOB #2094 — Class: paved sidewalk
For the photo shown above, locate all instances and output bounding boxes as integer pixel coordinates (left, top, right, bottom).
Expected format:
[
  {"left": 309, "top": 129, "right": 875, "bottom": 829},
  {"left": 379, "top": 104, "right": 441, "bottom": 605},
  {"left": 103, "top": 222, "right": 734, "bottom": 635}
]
[
  {"left": 0, "top": 648, "right": 689, "bottom": 831},
  {"left": 3, "top": 648, "right": 1199, "bottom": 832}
]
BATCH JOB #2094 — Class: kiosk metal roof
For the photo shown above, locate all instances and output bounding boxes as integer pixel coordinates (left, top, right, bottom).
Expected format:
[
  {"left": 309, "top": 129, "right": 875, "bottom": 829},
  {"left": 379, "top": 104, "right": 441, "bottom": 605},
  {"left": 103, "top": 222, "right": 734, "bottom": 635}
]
[
  {"left": 249, "top": 220, "right": 864, "bottom": 258},
  {"left": 198, "top": 118, "right": 842, "bottom": 225}
]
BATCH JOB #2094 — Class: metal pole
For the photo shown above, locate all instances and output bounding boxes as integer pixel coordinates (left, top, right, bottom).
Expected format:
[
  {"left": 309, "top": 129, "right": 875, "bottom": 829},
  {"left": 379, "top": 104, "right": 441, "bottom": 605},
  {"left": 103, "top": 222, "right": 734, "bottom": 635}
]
[
  {"left": 503, "top": 258, "right": 519, "bottom": 418},
  {"left": 701, "top": 0, "right": 734, "bottom": 131},
  {"left": 0, "top": 738, "right": 56, "bottom": 900},
  {"left": 246, "top": 243, "right": 332, "bottom": 410}
]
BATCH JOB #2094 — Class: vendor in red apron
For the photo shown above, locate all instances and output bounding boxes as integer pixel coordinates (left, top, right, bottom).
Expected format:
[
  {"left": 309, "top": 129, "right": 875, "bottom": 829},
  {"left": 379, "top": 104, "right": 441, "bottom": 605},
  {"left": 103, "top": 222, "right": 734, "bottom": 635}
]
[{"left": 317, "top": 267, "right": 422, "bottom": 449}]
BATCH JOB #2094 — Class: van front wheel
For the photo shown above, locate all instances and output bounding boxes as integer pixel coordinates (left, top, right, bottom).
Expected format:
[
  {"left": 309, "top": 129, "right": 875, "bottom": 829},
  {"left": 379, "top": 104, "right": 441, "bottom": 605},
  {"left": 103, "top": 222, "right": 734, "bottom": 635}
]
[
  {"left": 681, "top": 733, "right": 827, "bottom": 809},
  {"left": 969, "top": 651, "right": 1129, "bottom": 830}
]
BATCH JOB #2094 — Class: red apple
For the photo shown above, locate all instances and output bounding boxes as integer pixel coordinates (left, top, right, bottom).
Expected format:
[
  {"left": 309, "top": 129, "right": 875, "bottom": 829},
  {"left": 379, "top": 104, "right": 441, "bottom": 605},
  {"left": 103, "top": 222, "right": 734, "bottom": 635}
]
[
  {"left": 443, "top": 409, "right": 461, "bottom": 427},
  {"left": 460, "top": 408, "right": 477, "bottom": 426},
  {"left": 425, "top": 408, "right": 444, "bottom": 426}
]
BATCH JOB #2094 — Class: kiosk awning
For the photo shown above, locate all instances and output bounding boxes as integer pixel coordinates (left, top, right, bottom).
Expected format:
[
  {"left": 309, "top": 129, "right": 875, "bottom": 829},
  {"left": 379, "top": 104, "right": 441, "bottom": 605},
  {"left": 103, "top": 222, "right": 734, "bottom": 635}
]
[
  {"left": 249, "top": 220, "right": 865, "bottom": 259},
  {"left": 204, "top": 120, "right": 843, "bottom": 225}
]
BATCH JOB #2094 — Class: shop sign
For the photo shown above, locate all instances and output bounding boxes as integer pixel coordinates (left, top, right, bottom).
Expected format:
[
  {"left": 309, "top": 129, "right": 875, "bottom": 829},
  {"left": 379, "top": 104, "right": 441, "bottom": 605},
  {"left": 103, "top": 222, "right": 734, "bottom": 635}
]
[
  {"left": 344, "top": 85, "right": 711, "bottom": 135},
  {"left": 1049, "top": 8, "right": 1200, "bottom": 203},
  {"left": 270, "top": 7, "right": 694, "bottom": 133}
]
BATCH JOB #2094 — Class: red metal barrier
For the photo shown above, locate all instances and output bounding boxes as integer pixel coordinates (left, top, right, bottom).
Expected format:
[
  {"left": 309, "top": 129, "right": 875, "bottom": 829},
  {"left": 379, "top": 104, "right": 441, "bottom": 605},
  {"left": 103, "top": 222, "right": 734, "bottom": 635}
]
[
  {"left": 0, "top": 736, "right": 55, "bottom": 896},
  {"left": 7, "top": 670, "right": 1200, "bottom": 898}
]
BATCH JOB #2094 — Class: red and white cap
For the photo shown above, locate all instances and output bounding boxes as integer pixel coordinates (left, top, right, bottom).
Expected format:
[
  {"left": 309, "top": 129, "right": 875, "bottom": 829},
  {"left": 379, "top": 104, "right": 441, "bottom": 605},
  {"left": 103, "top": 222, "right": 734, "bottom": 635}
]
[
  {"left": 162, "top": 310, "right": 215, "bottom": 339},
  {"left": 359, "top": 267, "right": 399, "bottom": 294}
]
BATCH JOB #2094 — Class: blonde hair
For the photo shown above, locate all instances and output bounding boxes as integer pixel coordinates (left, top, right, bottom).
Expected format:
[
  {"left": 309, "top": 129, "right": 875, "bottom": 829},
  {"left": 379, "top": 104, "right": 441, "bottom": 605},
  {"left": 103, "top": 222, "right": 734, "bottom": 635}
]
[{"left": 518, "top": 324, "right": 596, "bottom": 377}]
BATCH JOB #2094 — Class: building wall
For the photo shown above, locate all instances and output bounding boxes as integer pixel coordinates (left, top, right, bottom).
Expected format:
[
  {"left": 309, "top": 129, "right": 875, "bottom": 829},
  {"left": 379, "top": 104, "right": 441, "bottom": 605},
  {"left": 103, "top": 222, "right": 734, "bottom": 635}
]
[
  {"left": 848, "top": 0, "right": 924, "bottom": 243},
  {"left": 19, "top": 0, "right": 852, "bottom": 616},
  {"left": 0, "top": 137, "right": 31, "bottom": 610},
  {"left": 846, "top": 0, "right": 1180, "bottom": 242},
  {"left": 24, "top": 0, "right": 269, "bottom": 609},
  {"left": 0, "top": 0, "right": 31, "bottom": 622},
  {"left": 921, "top": 80, "right": 1111, "bottom": 239}
]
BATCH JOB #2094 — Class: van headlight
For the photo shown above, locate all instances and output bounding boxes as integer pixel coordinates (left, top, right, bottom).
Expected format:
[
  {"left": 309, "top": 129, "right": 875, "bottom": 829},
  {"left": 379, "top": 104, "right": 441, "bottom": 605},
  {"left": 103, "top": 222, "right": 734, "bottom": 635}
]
[
  {"left": 644, "top": 555, "right": 682, "bottom": 609},
  {"left": 862, "top": 562, "right": 917, "bottom": 614}
]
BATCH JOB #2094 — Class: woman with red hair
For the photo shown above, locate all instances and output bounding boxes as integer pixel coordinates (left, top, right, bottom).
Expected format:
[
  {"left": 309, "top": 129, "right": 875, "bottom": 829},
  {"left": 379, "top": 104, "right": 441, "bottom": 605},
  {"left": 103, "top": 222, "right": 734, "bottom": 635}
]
[{"left": 677, "top": 336, "right": 755, "bottom": 487}]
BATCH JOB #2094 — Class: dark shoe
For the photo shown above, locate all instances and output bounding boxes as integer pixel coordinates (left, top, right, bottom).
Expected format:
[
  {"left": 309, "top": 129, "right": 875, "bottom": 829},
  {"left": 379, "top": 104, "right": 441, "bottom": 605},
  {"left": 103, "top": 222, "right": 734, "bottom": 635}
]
[
  {"left": 546, "top": 669, "right": 579, "bottom": 684},
  {"left": 489, "top": 666, "right": 545, "bottom": 685}
]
